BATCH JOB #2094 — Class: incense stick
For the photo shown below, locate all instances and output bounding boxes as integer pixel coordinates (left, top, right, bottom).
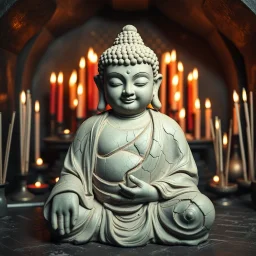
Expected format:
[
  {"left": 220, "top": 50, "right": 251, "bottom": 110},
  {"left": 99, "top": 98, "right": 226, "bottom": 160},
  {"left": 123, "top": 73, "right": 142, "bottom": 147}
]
[
  {"left": 225, "top": 120, "right": 232, "bottom": 186},
  {"left": 3, "top": 112, "right": 16, "bottom": 184},
  {"left": 0, "top": 112, "right": 2, "bottom": 184},
  {"left": 250, "top": 91, "right": 254, "bottom": 180}
]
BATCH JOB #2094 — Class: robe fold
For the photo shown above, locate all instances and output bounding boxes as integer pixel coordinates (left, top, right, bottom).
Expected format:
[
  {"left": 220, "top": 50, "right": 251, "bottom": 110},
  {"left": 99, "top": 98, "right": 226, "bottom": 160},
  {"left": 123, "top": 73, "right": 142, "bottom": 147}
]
[{"left": 44, "top": 109, "right": 214, "bottom": 246}]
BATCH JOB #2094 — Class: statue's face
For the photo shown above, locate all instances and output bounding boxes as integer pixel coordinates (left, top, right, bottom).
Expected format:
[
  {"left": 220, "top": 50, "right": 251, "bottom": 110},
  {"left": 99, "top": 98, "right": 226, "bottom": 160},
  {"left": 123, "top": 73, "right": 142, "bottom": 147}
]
[{"left": 104, "top": 63, "right": 154, "bottom": 116}]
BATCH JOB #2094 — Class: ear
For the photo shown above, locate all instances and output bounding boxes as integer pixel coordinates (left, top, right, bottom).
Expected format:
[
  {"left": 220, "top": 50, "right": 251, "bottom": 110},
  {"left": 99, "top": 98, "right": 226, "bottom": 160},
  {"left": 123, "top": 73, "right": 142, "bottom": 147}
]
[
  {"left": 151, "top": 74, "right": 162, "bottom": 110},
  {"left": 94, "top": 75, "right": 107, "bottom": 111}
]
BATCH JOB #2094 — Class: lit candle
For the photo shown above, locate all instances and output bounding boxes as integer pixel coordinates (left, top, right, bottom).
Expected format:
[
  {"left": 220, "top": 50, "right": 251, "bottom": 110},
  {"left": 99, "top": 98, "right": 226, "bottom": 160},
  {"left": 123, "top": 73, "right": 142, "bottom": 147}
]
[
  {"left": 34, "top": 100, "right": 40, "bottom": 162},
  {"left": 35, "top": 181, "right": 41, "bottom": 188},
  {"left": 179, "top": 108, "right": 186, "bottom": 132},
  {"left": 55, "top": 177, "right": 59, "bottom": 183},
  {"left": 194, "top": 99, "right": 201, "bottom": 140},
  {"left": 57, "top": 72, "right": 64, "bottom": 124},
  {"left": 171, "top": 75, "right": 179, "bottom": 111},
  {"left": 223, "top": 133, "right": 228, "bottom": 150},
  {"left": 50, "top": 73, "right": 57, "bottom": 116},
  {"left": 168, "top": 50, "right": 177, "bottom": 110},
  {"left": 233, "top": 90, "right": 248, "bottom": 181},
  {"left": 36, "top": 157, "right": 43, "bottom": 166},
  {"left": 213, "top": 175, "right": 220, "bottom": 183},
  {"left": 177, "top": 61, "right": 184, "bottom": 111},
  {"left": 205, "top": 98, "right": 212, "bottom": 139},
  {"left": 77, "top": 84, "right": 84, "bottom": 119},
  {"left": 160, "top": 52, "right": 171, "bottom": 114},
  {"left": 20, "top": 91, "right": 26, "bottom": 173},
  {"left": 87, "top": 49, "right": 98, "bottom": 113},
  {"left": 79, "top": 57, "right": 86, "bottom": 117},
  {"left": 187, "top": 73, "right": 194, "bottom": 131},
  {"left": 69, "top": 70, "right": 77, "bottom": 110},
  {"left": 242, "top": 88, "right": 254, "bottom": 181},
  {"left": 215, "top": 117, "right": 220, "bottom": 176},
  {"left": 192, "top": 68, "right": 199, "bottom": 113}
]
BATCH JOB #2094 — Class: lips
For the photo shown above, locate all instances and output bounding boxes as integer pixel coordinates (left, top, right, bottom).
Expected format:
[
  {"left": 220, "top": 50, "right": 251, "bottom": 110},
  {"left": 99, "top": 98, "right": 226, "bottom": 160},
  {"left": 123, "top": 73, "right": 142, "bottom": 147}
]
[{"left": 121, "top": 97, "right": 136, "bottom": 104}]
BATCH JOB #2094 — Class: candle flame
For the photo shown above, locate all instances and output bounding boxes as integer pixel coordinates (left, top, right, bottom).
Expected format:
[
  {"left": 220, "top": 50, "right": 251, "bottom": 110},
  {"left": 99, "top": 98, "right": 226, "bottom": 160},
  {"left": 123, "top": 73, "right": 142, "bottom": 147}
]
[
  {"left": 35, "top": 100, "right": 40, "bottom": 112},
  {"left": 195, "top": 98, "right": 200, "bottom": 109},
  {"left": 50, "top": 72, "right": 56, "bottom": 83},
  {"left": 91, "top": 53, "right": 98, "bottom": 63},
  {"left": 172, "top": 75, "right": 179, "bottom": 86},
  {"left": 36, "top": 158, "right": 43, "bottom": 165},
  {"left": 21, "top": 91, "right": 26, "bottom": 104},
  {"left": 192, "top": 68, "right": 198, "bottom": 80},
  {"left": 205, "top": 98, "right": 211, "bottom": 108},
  {"left": 88, "top": 48, "right": 94, "bottom": 59},
  {"left": 215, "top": 119, "right": 219, "bottom": 130},
  {"left": 179, "top": 108, "right": 186, "bottom": 118},
  {"left": 242, "top": 88, "right": 247, "bottom": 102},
  {"left": 233, "top": 90, "right": 239, "bottom": 103},
  {"left": 165, "top": 53, "right": 171, "bottom": 64},
  {"left": 35, "top": 181, "right": 41, "bottom": 188},
  {"left": 170, "top": 50, "right": 176, "bottom": 62},
  {"left": 55, "top": 177, "right": 59, "bottom": 183},
  {"left": 69, "top": 70, "right": 77, "bottom": 85},
  {"left": 178, "top": 62, "right": 184, "bottom": 72},
  {"left": 73, "top": 99, "right": 78, "bottom": 107},
  {"left": 77, "top": 84, "right": 83, "bottom": 95},
  {"left": 188, "top": 73, "right": 193, "bottom": 81},
  {"left": 223, "top": 133, "right": 228, "bottom": 146},
  {"left": 64, "top": 129, "right": 70, "bottom": 134},
  {"left": 79, "top": 57, "right": 86, "bottom": 68},
  {"left": 213, "top": 175, "right": 219, "bottom": 183},
  {"left": 174, "top": 92, "right": 180, "bottom": 102},
  {"left": 57, "top": 72, "right": 63, "bottom": 83}
]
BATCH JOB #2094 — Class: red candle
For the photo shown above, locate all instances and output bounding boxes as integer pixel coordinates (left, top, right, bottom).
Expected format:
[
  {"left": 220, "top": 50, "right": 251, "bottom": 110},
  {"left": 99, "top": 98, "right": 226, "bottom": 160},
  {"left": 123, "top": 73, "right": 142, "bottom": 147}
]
[
  {"left": 87, "top": 48, "right": 98, "bottom": 113},
  {"left": 79, "top": 57, "right": 86, "bottom": 117},
  {"left": 168, "top": 50, "right": 176, "bottom": 110},
  {"left": 69, "top": 70, "right": 77, "bottom": 110},
  {"left": 50, "top": 73, "right": 57, "bottom": 115},
  {"left": 57, "top": 72, "right": 64, "bottom": 123}
]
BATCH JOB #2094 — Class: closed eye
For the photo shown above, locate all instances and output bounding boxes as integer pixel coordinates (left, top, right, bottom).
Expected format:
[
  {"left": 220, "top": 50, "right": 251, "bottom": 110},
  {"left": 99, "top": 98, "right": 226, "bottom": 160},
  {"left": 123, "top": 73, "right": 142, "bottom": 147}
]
[{"left": 134, "top": 82, "right": 148, "bottom": 87}]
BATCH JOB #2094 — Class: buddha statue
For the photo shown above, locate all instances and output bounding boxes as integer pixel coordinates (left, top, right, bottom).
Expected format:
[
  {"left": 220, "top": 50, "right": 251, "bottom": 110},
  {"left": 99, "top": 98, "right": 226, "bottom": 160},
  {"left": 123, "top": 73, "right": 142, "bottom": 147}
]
[{"left": 44, "top": 25, "right": 215, "bottom": 247}]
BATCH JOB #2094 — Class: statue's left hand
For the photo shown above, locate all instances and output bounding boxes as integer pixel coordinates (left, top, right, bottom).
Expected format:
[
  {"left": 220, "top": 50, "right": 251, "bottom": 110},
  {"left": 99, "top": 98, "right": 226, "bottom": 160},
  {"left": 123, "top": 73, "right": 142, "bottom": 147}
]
[{"left": 119, "top": 175, "right": 160, "bottom": 203}]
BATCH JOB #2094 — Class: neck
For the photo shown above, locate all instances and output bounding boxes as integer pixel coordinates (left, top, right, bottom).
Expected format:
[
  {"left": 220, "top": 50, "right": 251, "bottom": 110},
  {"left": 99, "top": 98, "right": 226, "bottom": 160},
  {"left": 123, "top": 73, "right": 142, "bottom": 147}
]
[{"left": 112, "top": 110, "right": 147, "bottom": 120}]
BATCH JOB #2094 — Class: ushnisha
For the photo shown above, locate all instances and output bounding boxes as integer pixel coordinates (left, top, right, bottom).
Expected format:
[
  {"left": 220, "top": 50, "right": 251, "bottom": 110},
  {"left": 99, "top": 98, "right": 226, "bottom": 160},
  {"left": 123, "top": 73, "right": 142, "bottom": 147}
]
[{"left": 44, "top": 25, "right": 215, "bottom": 247}]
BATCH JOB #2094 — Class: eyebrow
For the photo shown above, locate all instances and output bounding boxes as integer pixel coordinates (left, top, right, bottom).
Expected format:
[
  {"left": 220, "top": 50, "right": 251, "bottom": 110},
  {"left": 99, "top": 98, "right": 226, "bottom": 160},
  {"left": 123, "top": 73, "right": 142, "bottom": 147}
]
[
  {"left": 106, "top": 72, "right": 124, "bottom": 80},
  {"left": 133, "top": 72, "right": 150, "bottom": 80}
]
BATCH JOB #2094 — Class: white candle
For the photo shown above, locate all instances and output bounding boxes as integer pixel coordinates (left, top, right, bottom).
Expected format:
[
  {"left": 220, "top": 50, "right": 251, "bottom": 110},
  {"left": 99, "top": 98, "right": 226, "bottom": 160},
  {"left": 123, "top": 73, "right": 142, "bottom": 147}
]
[
  {"left": 179, "top": 108, "right": 186, "bottom": 132},
  {"left": 194, "top": 99, "right": 201, "bottom": 140},
  {"left": 20, "top": 91, "right": 26, "bottom": 173},
  {"left": 205, "top": 98, "right": 212, "bottom": 139},
  {"left": 34, "top": 100, "right": 40, "bottom": 162},
  {"left": 192, "top": 68, "right": 198, "bottom": 113},
  {"left": 233, "top": 90, "right": 248, "bottom": 181},
  {"left": 215, "top": 117, "right": 220, "bottom": 175}
]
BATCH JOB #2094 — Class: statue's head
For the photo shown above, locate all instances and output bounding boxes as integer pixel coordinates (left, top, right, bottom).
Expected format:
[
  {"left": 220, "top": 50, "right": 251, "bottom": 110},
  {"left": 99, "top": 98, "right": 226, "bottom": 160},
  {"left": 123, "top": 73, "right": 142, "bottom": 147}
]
[{"left": 94, "top": 25, "right": 162, "bottom": 116}]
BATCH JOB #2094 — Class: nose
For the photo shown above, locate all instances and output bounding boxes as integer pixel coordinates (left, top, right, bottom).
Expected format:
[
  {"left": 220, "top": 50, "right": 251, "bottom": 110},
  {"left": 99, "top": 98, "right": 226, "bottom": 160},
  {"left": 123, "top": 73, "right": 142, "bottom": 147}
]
[{"left": 123, "top": 82, "right": 135, "bottom": 96}]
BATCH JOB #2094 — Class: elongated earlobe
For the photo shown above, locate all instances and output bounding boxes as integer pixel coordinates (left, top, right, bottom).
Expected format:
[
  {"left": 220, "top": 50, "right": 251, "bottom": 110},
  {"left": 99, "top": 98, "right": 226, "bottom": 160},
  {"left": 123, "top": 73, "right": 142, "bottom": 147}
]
[
  {"left": 151, "top": 74, "right": 162, "bottom": 110},
  {"left": 94, "top": 75, "right": 107, "bottom": 111}
]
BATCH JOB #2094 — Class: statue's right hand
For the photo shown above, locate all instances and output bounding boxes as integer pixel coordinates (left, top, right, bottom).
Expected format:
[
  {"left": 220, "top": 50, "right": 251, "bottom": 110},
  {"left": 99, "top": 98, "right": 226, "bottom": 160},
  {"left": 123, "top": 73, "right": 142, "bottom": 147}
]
[{"left": 51, "top": 192, "right": 79, "bottom": 235}]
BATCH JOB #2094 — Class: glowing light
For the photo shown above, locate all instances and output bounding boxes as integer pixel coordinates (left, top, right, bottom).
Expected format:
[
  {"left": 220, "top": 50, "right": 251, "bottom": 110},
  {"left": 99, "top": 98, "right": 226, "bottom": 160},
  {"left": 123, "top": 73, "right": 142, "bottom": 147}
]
[
  {"left": 35, "top": 100, "right": 40, "bottom": 112},
  {"left": 178, "top": 61, "right": 184, "bottom": 72},
  {"left": 242, "top": 88, "right": 247, "bottom": 102},
  {"left": 36, "top": 158, "right": 43, "bottom": 165},
  {"left": 205, "top": 98, "right": 211, "bottom": 109},
  {"left": 215, "top": 119, "right": 219, "bottom": 130},
  {"left": 174, "top": 92, "right": 180, "bottom": 102},
  {"left": 179, "top": 108, "right": 186, "bottom": 119},
  {"left": 188, "top": 73, "right": 193, "bottom": 81},
  {"left": 21, "top": 91, "right": 26, "bottom": 104},
  {"left": 170, "top": 50, "right": 176, "bottom": 62},
  {"left": 64, "top": 129, "right": 70, "bottom": 134},
  {"left": 77, "top": 84, "right": 83, "bottom": 95},
  {"left": 57, "top": 72, "right": 63, "bottom": 84},
  {"left": 55, "top": 177, "right": 59, "bottom": 183},
  {"left": 35, "top": 181, "right": 41, "bottom": 188},
  {"left": 73, "top": 99, "right": 78, "bottom": 107},
  {"left": 165, "top": 53, "right": 171, "bottom": 64},
  {"left": 223, "top": 133, "right": 228, "bottom": 146},
  {"left": 193, "top": 68, "right": 198, "bottom": 80},
  {"left": 69, "top": 70, "right": 77, "bottom": 85},
  {"left": 213, "top": 175, "right": 219, "bottom": 183},
  {"left": 172, "top": 75, "right": 179, "bottom": 86},
  {"left": 195, "top": 99, "right": 200, "bottom": 109},
  {"left": 50, "top": 72, "right": 56, "bottom": 83},
  {"left": 79, "top": 57, "right": 85, "bottom": 69},
  {"left": 233, "top": 90, "right": 239, "bottom": 103}
]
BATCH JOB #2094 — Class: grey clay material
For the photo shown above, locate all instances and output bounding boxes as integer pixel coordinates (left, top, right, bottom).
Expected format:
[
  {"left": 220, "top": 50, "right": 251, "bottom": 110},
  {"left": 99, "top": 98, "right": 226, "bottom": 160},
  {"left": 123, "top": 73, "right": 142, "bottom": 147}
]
[{"left": 44, "top": 25, "right": 215, "bottom": 247}]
